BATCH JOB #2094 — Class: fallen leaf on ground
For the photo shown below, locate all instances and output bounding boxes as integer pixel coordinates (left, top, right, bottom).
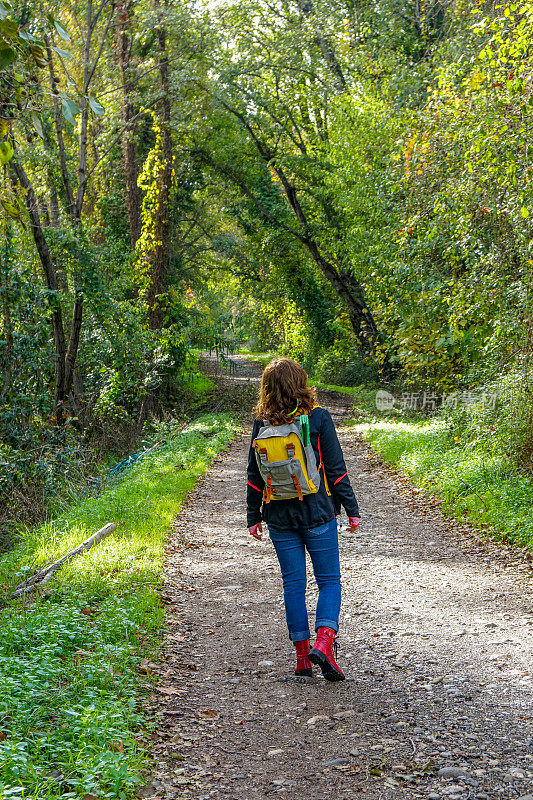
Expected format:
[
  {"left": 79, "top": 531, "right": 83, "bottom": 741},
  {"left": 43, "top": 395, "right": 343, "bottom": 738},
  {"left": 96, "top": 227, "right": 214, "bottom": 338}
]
[
  {"left": 73, "top": 649, "right": 93, "bottom": 659},
  {"left": 138, "top": 659, "right": 158, "bottom": 674}
]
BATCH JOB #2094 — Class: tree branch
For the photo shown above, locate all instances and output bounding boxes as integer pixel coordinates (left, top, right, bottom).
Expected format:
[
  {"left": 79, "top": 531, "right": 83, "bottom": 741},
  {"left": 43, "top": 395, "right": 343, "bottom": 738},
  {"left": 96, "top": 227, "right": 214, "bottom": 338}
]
[{"left": 12, "top": 523, "right": 116, "bottom": 597}]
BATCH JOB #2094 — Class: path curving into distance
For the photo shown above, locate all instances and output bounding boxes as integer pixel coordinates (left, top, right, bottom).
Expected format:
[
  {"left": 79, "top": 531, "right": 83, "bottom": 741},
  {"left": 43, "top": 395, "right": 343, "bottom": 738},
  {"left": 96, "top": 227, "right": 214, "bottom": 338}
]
[{"left": 141, "top": 361, "right": 533, "bottom": 800}]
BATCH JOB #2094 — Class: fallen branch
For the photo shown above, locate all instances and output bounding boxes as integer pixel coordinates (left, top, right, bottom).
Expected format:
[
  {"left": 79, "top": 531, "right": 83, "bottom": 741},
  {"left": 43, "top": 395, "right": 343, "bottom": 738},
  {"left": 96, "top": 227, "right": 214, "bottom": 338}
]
[{"left": 12, "top": 522, "right": 116, "bottom": 598}]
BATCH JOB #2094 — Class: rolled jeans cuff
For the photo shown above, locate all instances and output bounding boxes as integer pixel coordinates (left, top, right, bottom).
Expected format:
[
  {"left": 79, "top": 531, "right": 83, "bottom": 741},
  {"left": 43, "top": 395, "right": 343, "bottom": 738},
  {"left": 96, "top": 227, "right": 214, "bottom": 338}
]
[
  {"left": 315, "top": 618, "right": 339, "bottom": 633},
  {"left": 289, "top": 628, "right": 311, "bottom": 643}
]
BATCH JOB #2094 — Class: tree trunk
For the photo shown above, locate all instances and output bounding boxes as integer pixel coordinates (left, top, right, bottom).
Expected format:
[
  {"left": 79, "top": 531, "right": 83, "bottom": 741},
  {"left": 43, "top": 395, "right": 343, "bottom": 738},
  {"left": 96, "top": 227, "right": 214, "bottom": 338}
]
[
  {"left": 75, "top": 0, "right": 93, "bottom": 222},
  {"left": 296, "top": 0, "right": 347, "bottom": 91},
  {"left": 116, "top": 0, "right": 142, "bottom": 247},
  {"left": 12, "top": 522, "right": 116, "bottom": 597},
  {"left": 272, "top": 162, "right": 382, "bottom": 355},
  {"left": 12, "top": 160, "right": 69, "bottom": 421},
  {"left": 197, "top": 142, "right": 383, "bottom": 357},
  {"left": 0, "top": 230, "right": 14, "bottom": 401},
  {"left": 75, "top": 0, "right": 115, "bottom": 220},
  {"left": 64, "top": 290, "right": 84, "bottom": 403},
  {"left": 17, "top": 3, "right": 115, "bottom": 422},
  {"left": 305, "top": 240, "right": 381, "bottom": 354},
  {"left": 145, "top": 0, "right": 173, "bottom": 329},
  {"left": 50, "top": 188, "right": 60, "bottom": 228},
  {"left": 45, "top": 35, "right": 76, "bottom": 221}
]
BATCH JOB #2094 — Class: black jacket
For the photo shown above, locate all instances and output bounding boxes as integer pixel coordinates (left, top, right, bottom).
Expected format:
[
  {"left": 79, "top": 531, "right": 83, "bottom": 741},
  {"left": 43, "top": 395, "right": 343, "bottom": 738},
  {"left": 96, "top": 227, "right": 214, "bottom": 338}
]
[{"left": 246, "top": 406, "right": 359, "bottom": 529}]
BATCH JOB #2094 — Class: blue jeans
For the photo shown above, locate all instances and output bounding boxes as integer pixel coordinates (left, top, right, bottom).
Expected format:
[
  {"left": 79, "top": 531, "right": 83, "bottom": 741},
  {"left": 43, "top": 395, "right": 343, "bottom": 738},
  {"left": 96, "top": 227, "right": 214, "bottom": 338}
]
[{"left": 268, "top": 518, "right": 341, "bottom": 642}]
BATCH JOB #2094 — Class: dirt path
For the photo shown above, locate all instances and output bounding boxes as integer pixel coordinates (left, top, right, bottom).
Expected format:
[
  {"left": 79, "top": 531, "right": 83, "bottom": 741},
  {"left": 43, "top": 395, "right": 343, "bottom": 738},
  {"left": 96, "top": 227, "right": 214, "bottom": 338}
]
[
  {"left": 142, "top": 361, "right": 533, "bottom": 800},
  {"left": 199, "top": 352, "right": 355, "bottom": 422}
]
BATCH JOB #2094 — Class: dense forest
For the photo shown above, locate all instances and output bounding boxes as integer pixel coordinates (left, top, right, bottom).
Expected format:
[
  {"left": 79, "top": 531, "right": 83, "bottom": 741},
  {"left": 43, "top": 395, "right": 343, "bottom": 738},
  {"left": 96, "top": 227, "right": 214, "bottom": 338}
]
[
  {"left": 1, "top": 0, "right": 533, "bottom": 526},
  {"left": 2, "top": 0, "right": 533, "bottom": 796}
]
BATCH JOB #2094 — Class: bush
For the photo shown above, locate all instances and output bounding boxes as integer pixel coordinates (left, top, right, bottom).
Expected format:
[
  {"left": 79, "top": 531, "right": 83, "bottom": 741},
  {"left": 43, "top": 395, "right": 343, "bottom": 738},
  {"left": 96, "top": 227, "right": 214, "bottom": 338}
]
[
  {"left": 0, "top": 414, "right": 239, "bottom": 799},
  {"left": 353, "top": 367, "right": 533, "bottom": 550},
  {"left": 312, "top": 348, "right": 380, "bottom": 387}
]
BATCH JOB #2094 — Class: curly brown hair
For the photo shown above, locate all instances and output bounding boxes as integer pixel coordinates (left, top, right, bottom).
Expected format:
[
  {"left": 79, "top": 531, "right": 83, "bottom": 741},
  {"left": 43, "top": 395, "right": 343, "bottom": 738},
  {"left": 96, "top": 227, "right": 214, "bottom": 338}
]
[{"left": 254, "top": 357, "right": 317, "bottom": 424}]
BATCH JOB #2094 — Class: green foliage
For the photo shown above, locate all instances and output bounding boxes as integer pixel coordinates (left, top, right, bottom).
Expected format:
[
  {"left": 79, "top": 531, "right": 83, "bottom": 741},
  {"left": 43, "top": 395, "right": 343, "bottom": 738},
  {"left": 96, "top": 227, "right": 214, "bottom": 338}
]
[
  {"left": 2, "top": 0, "right": 533, "bottom": 563},
  {"left": 0, "top": 414, "right": 239, "bottom": 799},
  {"left": 383, "top": 0, "right": 533, "bottom": 390},
  {"left": 353, "top": 379, "right": 533, "bottom": 549},
  {"left": 308, "top": 311, "right": 380, "bottom": 386}
]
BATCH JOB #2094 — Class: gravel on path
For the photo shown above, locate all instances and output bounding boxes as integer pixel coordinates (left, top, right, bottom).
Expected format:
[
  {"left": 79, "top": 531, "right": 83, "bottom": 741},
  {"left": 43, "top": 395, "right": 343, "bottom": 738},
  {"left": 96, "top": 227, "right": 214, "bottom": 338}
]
[{"left": 141, "top": 420, "right": 533, "bottom": 800}]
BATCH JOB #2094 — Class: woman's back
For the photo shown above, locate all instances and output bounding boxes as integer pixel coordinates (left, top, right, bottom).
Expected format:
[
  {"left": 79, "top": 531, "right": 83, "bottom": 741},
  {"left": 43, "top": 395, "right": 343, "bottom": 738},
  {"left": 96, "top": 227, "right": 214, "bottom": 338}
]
[{"left": 245, "top": 357, "right": 361, "bottom": 682}]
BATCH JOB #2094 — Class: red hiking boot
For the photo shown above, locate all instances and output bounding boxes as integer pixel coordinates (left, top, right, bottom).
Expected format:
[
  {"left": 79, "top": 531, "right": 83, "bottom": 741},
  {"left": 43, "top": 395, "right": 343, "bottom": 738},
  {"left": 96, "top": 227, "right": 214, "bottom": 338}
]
[
  {"left": 309, "top": 627, "right": 345, "bottom": 682},
  {"left": 294, "top": 639, "right": 313, "bottom": 677}
]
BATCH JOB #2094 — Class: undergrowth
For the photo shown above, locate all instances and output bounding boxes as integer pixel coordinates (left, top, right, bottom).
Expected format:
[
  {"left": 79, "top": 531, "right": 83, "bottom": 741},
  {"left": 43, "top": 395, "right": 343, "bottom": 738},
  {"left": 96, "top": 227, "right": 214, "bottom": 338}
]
[
  {"left": 234, "top": 348, "right": 276, "bottom": 366},
  {"left": 0, "top": 368, "right": 218, "bottom": 549},
  {"left": 353, "top": 409, "right": 533, "bottom": 550},
  {"left": 0, "top": 413, "right": 239, "bottom": 800}
]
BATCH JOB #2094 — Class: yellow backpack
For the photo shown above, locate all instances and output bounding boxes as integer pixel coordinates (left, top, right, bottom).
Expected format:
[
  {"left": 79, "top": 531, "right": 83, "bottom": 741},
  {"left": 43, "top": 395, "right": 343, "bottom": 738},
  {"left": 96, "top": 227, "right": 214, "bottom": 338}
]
[{"left": 253, "top": 412, "right": 329, "bottom": 502}]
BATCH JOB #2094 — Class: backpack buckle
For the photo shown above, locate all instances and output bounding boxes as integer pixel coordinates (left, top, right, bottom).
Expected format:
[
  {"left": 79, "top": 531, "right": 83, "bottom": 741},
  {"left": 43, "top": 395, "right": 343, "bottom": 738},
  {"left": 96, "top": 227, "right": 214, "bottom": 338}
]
[
  {"left": 291, "top": 473, "right": 303, "bottom": 501},
  {"left": 264, "top": 475, "right": 273, "bottom": 503}
]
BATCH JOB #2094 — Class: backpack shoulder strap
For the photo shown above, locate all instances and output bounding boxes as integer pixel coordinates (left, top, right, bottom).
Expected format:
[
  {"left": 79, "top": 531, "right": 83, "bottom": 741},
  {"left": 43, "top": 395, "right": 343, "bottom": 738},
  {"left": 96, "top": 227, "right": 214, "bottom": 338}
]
[{"left": 316, "top": 432, "right": 331, "bottom": 496}]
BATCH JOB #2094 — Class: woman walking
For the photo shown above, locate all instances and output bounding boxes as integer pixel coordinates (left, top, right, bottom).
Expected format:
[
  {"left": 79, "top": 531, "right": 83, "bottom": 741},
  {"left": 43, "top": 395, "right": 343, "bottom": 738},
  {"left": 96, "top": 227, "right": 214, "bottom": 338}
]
[{"left": 246, "top": 357, "right": 360, "bottom": 682}]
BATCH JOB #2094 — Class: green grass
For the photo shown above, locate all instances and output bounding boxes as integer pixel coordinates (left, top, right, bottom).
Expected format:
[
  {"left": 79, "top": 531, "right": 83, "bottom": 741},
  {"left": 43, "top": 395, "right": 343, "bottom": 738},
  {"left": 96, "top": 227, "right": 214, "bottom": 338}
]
[
  {"left": 354, "top": 418, "right": 533, "bottom": 550},
  {"left": 306, "top": 378, "right": 533, "bottom": 551},
  {"left": 180, "top": 371, "right": 215, "bottom": 397},
  {"left": 309, "top": 379, "right": 361, "bottom": 396},
  {"left": 234, "top": 348, "right": 276, "bottom": 366},
  {"left": 0, "top": 413, "right": 239, "bottom": 800}
]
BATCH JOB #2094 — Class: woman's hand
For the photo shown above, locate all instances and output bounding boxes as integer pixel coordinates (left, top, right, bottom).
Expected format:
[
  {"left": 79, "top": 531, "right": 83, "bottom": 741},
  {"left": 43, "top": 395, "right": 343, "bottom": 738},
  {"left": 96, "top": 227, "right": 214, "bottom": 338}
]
[
  {"left": 346, "top": 516, "right": 360, "bottom": 532},
  {"left": 248, "top": 522, "right": 263, "bottom": 540}
]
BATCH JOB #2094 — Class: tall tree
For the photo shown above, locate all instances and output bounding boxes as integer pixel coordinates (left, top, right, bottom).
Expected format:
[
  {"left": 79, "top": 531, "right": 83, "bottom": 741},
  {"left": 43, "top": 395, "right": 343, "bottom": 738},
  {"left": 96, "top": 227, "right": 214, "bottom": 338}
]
[
  {"left": 193, "top": 0, "right": 385, "bottom": 357},
  {"left": 116, "top": 0, "right": 142, "bottom": 247},
  {"left": 139, "top": 0, "right": 173, "bottom": 330},
  {"left": 12, "top": 0, "right": 114, "bottom": 422}
]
